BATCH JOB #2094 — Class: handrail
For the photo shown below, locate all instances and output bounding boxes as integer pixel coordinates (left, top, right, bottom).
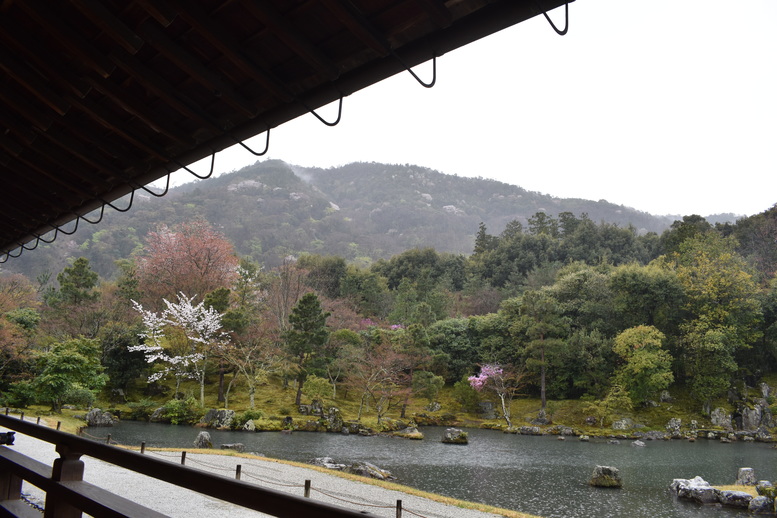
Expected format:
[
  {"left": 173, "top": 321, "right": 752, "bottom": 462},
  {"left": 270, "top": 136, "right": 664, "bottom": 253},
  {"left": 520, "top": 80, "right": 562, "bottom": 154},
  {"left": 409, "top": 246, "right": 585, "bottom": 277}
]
[{"left": 0, "top": 414, "right": 372, "bottom": 518}]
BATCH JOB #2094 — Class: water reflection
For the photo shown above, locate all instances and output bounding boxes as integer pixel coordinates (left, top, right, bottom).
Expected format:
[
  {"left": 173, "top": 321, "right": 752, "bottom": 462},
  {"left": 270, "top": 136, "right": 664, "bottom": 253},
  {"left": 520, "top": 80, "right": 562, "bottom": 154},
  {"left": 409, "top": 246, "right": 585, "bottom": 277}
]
[{"left": 96, "top": 422, "right": 774, "bottom": 518}]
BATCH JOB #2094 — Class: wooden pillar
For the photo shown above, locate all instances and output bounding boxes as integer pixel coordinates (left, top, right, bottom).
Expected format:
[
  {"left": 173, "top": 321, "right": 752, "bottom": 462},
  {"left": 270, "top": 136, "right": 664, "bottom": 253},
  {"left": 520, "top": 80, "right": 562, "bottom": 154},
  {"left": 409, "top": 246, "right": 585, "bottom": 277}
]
[
  {"left": 44, "top": 444, "right": 85, "bottom": 518},
  {"left": 0, "top": 452, "right": 23, "bottom": 502}
]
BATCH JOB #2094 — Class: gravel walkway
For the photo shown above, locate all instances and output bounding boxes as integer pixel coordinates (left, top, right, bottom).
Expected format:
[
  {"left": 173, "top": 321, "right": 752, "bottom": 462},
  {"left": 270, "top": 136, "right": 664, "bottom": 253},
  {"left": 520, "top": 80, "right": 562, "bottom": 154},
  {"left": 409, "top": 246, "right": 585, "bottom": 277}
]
[{"left": 2, "top": 423, "right": 520, "bottom": 518}]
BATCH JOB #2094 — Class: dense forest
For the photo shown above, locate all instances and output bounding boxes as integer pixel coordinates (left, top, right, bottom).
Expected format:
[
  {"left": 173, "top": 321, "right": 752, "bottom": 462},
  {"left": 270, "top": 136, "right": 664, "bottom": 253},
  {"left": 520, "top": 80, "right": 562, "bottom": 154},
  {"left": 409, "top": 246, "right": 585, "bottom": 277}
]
[
  {"left": 3, "top": 160, "right": 732, "bottom": 281},
  {"left": 0, "top": 161, "right": 775, "bottom": 429}
]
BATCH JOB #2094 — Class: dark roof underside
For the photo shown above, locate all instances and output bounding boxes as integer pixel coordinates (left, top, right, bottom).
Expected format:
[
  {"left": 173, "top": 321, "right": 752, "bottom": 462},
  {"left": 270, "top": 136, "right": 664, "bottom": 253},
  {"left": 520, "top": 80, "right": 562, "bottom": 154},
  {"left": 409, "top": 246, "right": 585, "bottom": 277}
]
[{"left": 0, "top": 0, "right": 568, "bottom": 258}]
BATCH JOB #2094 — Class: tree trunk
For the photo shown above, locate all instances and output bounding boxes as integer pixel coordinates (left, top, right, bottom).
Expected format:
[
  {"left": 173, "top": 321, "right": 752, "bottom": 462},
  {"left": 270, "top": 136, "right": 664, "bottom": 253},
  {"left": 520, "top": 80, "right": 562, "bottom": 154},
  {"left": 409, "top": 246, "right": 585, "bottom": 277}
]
[
  {"left": 540, "top": 345, "right": 547, "bottom": 411},
  {"left": 217, "top": 363, "right": 225, "bottom": 403},
  {"left": 294, "top": 373, "right": 304, "bottom": 406},
  {"left": 499, "top": 393, "right": 512, "bottom": 427},
  {"left": 199, "top": 371, "right": 206, "bottom": 408}
]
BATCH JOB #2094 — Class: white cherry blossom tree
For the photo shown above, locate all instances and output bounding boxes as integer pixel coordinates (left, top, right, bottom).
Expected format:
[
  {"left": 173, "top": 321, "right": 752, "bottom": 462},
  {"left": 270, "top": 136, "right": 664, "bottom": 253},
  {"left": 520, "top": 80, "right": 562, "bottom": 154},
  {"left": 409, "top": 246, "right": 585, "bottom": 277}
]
[{"left": 130, "top": 292, "right": 228, "bottom": 406}]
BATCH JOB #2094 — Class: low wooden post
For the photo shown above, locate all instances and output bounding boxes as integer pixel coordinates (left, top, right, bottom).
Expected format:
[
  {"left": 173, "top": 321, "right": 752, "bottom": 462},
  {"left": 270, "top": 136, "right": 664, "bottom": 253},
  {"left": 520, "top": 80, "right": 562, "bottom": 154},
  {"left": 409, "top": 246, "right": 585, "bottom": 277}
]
[
  {"left": 106, "top": 434, "right": 111, "bottom": 445},
  {"left": 140, "top": 442, "right": 146, "bottom": 454},
  {"left": 19, "top": 413, "right": 23, "bottom": 421},
  {"left": 304, "top": 479, "right": 311, "bottom": 498},
  {"left": 0, "top": 463, "right": 24, "bottom": 504},
  {"left": 56, "top": 421, "right": 61, "bottom": 431},
  {"left": 235, "top": 465, "right": 241, "bottom": 480},
  {"left": 396, "top": 499, "right": 402, "bottom": 518},
  {"left": 45, "top": 444, "right": 85, "bottom": 518},
  {"left": 181, "top": 451, "right": 186, "bottom": 465},
  {"left": 36, "top": 416, "right": 41, "bottom": 425}
]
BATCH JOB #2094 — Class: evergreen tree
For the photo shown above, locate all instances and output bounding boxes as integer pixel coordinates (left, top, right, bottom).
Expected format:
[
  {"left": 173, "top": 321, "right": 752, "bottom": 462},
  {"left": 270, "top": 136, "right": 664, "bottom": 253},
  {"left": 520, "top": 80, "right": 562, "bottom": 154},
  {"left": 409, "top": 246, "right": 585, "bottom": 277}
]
[{"left": 283, "top": 293, "right": 330, "bottom": 406}]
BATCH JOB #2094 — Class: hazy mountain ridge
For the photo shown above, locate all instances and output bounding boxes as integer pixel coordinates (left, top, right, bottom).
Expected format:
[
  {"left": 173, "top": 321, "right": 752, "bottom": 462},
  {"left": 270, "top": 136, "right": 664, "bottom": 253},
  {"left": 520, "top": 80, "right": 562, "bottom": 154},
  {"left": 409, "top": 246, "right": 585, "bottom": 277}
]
[{"left": 3, "top": 160, "right": 730, "bottom": 279}]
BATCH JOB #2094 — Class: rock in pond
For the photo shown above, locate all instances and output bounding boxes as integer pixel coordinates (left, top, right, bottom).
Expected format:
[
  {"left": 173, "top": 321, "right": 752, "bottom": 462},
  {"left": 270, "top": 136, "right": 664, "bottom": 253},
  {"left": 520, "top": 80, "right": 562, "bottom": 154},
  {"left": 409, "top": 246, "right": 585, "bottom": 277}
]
[
  {"left": 311, "top": 457, "right": 346, "bottom": 470},
  {"left": 717, "top": 490, "right": 752, "bottom": 508},
  {"left": 748, "top": 495, "right": 773, "bottom": 514},
  {"left": 194, "top": 431, "right": 212, "bottom": 449},
  {"left": 671, "top": 476, "right": 718, "bottom": 504},
  {"left": 631, "top": 440, "right": 646, "bottom": 447},
  {"left": 441, "top": 428, "right": 468, "bottom": 444},
  {"left": 756, "top": 480, "right": 777, "bottom": 498},
  {"left": 736, "top": 467, "right": 757, "bottom": 486},
  {"left": 589, "top": 466, "right": 622, "bottom": 488},
  {"left": 393, "top": 426, "right": 424, "bottom": 440},
  {"left": 342, "top": 462, "right": 395, "bottom": 481},
  {"left": 220, "top": 443, "right": 245, "bottom": 453}
]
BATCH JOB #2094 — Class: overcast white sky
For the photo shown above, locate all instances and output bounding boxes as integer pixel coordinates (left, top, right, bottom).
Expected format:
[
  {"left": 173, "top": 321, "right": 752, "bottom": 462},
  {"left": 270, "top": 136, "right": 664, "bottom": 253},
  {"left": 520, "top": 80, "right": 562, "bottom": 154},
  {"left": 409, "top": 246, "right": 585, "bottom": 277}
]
[{"left": 174, "top": 0, "right": 777, "bottom": 218}]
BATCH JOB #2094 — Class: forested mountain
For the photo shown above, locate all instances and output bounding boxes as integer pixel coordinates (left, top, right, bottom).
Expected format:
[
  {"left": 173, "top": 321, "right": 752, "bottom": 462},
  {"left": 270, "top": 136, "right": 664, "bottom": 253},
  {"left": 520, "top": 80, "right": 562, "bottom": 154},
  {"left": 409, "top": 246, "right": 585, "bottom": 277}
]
[{"left": 2, "top": 160, "right": 731, "bottom": 279}]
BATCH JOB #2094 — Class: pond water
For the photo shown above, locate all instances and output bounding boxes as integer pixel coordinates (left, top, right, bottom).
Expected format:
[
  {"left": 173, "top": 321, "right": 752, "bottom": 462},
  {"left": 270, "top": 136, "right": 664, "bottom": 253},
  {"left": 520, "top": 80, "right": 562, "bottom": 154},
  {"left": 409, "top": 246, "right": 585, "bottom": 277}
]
[{"left": 92, "top": 422, "right": 775, "bottom": 518}]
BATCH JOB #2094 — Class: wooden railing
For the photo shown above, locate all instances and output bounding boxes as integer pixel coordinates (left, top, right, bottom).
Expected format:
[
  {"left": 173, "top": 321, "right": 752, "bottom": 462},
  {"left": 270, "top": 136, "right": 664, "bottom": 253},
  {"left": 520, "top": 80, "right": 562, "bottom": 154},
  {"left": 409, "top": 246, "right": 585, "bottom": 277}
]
[{"left": 0, "top": 414, "right": 373, "bottom": 518}]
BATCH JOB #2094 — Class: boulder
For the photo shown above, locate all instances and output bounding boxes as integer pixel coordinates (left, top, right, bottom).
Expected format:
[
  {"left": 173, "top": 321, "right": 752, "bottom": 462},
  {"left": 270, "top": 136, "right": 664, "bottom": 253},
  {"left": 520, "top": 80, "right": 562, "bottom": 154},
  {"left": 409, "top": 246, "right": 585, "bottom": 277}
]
[
  {"left": 478, "top": 401, "right": 496, "bottom": 420},
  {"left": 242, "top": 419, "right": 256, "bottom": 432},
  {"left": 589, "top": 466, "right": 622, "bottom": 488},
  {"left": 425, "top": 401, "right": 442, "bottom": 412},
  {"left": 660, "top": 390, "right": 673, "bottom": 403},
  {"left": 393, "top": 426, "right": 424, "bottom": 440},
  {"left": 738, "top": 403, "right": 763, "bottom": 430},
  {"left": 608, "top": 439, "right": 620, "bottom": 445},
  {"left": 298, "top": 400, "right": 324, "bottom": 416},
  {"left": 760, "top": 382, "right": 772, "bottom": 399},
  {"left": 441, "top": 428, "right": 468, "bottom": 444},
  {"left": 311, "top": 457, "right": 345, "bottom": 470},
  {"left": 149, "top": 407, "right": 166, "bottom": 423},
  {"left": 673, "top": 476, "right": 718, "bottom": 504},
  {"left": 324, "top": 407, "right": 343, "bottom": 432},
  {"left": 665, "top": 418, "right": 682, "bottom": 436},
  {"left": 710, "top": 407, "right": 732, "bottom": 430},
  {"left": 193, "top": 431, "right": 212, "bottom": 449},
  {"left": 748, "top": 496, "right": 773, "bottom": 514},
  {"left": 342, "top": 462, "right": 395, "bottom": 481},
  {"left": 717, "top": 490, "right": 752, "bottom": 508},
  {"left": 631, "top": 440, "right": 646, "bottom": 447},
  {"left": 519, "top": 426, "right": 542, "bottom": 435},
  {"left": 85, "top": 408, "right": 116, "bottom": 427},
  {"left": 584, "top": 416, "right": 597, "bottom": 426},
  {"left": 756, "top": 481, "right": 777, "bottom": 498},
  {"left": 612, "top": 418, "right": 635, "bottom": 430},
  {"left": 579, "top": 435, "right": 590, "bottom": 442},
  {"left": 200, "top": 409, "right": 235, "bottom": 429},
  {"left": 736, "top": 467, "right": 757, "bottom": 486},
  {"left": 220, "top": 443, "right": 245, "bottom": 453}
]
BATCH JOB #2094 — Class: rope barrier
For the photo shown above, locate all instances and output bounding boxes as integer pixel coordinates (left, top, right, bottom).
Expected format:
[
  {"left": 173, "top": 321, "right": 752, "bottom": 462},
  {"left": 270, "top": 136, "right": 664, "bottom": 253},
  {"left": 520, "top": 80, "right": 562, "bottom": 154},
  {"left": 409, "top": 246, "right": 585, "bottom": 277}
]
[{"left": 102, "top": 441, "right": 436, "bottom": 518}]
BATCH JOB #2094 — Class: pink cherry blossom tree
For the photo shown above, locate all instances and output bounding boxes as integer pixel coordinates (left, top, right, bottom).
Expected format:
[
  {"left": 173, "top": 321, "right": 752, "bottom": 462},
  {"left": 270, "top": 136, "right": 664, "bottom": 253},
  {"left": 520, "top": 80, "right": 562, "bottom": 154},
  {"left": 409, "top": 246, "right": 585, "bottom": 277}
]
[{"left": 469, "top": 363, "right": 525, "bottom": 427}]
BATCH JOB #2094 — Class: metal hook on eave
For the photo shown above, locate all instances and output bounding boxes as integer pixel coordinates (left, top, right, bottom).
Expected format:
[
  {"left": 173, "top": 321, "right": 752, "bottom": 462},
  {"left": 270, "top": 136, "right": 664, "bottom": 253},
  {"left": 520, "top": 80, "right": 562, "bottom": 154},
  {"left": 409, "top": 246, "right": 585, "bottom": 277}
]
[
  {"left": 56, "top": 218, "right": 80, "bottom": 236},
  {"left": 136, "top": 172, "right": 171, "bottom": 198},
  {"left": 173, "top": 152, "right": 216, "bottom": 180},
  {"left": 0, "top": 247, "right": 23, "bottom": 262},
  {"left": 101, "top": 190, "right": 135, "bottom": 213},
  {"left": 543, "top": 3, "right": 568, "bottom": 36},
  {"left": 393, "top": 52, "right": 436, "bottom": 88},
  {"left": 20, "top": 238, "right": 40, "bottom": 252},
  {"left": 80, "top": 205, "right": 106, "bottom": 225},
  {"left": 233, "top": 128, "right": 270, "bottom": 156},
  {"left": 302, "top": 97, "right": 343, "bottom": 127}
]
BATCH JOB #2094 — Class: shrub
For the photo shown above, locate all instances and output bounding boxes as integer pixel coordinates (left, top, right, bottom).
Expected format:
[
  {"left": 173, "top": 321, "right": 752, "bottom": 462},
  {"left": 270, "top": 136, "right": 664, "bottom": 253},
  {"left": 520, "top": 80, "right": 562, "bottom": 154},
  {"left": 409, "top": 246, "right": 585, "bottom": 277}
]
[
  {"left": 232, "top": 409, "right": 265, "bottom": 429},
  {"left": 162, "top": 397, "right": 200, "bottom": 425},
  {"left": 63, "top": 386, "right": 96, "bottom": 409},
  {"left": 453, "top": 376, "right": 480, "bottom": 413},
  {"left": 1, "top": 381, "right": 37, "bottom": 408},
  {"left": 127, "top": 399, "right": 158, "bottom": 421}
]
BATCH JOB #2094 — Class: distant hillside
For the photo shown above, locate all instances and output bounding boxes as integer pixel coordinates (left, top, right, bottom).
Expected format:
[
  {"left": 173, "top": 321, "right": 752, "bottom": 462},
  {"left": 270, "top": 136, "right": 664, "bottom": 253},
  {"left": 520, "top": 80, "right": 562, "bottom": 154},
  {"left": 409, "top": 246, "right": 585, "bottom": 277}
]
[{"left": 4, "top": 160, "right": 688, "bottom": 279}]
